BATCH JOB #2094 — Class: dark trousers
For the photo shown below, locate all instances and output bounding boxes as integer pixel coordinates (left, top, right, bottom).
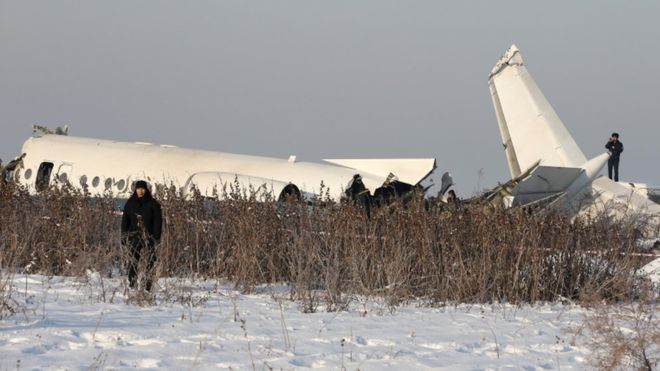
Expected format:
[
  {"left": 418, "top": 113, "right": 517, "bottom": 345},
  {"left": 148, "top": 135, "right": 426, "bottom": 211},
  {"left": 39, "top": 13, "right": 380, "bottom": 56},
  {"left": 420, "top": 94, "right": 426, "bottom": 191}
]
[
  {"left": 127, "top": 236, "right": 156, "bottom": 291},
  {"left": 608, "top": 157, "right": 620, "bottom": 182}
]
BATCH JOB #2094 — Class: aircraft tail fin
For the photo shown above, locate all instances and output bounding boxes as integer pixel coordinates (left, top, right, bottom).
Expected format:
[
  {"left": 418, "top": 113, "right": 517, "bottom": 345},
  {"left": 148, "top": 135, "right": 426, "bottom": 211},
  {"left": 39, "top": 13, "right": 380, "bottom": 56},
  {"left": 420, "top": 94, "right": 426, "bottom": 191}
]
[
  {"left": 511, "top": 152, "right": 609, "bottom": 207},
  {"left": 488, "top": 45, "right": 587, "bottom": 179},
  {"left": 510, "top": 165, "right": 582, "bottom": 206}
]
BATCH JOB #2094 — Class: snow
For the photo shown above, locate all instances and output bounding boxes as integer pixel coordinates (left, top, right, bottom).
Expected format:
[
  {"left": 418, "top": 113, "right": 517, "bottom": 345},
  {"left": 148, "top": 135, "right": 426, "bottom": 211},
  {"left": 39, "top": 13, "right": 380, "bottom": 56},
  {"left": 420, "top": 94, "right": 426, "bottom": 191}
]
[
  {"left": 639, "top": 257, "right": 660, "bottom": 285},
  {"left": 0, "top": 274, "right": 597, "bottom": 370}
]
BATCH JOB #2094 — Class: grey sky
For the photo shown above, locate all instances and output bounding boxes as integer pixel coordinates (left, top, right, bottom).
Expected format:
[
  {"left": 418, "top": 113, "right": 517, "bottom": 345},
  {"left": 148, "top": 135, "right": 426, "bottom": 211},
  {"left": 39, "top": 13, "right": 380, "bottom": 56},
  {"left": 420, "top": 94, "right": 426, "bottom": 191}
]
[{"left": 1, "top": 1, "right": 659, "bottom": 196}]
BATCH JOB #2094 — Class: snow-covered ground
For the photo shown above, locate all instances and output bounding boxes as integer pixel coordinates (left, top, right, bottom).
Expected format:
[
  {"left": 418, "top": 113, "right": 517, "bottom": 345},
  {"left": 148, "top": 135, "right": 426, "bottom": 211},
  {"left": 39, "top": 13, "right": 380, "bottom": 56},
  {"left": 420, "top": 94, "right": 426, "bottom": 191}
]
[{"left": 0, "top": 274, "right": 597, "bottom": 370}]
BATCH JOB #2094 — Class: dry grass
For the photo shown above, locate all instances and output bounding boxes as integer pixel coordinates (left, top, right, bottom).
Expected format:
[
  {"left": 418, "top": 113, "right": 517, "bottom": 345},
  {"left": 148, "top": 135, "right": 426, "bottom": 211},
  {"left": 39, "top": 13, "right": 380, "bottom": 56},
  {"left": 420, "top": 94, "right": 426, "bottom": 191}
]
[
  {"left": 578, "top": 284, "right": 659, "bottom": 371},
  {"left": 1, "top": 180, "right": 653, "bottom": 311},
  {"left": 1, "top": 180, "right": 658, "bottom": 368}
]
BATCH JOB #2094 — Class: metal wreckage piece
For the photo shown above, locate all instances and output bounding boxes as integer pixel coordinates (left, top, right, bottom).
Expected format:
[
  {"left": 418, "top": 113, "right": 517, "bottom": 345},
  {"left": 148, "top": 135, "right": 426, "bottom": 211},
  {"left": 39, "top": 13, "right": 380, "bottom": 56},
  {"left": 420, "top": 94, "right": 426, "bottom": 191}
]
[{"left": 10, "top": 124, "right": 438, "bottom": 204}]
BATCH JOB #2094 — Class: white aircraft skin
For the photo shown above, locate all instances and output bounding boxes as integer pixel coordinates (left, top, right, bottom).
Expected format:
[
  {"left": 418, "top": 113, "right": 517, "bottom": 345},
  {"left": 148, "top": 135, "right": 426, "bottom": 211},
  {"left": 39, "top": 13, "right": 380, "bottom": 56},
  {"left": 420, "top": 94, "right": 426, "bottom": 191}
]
[
  {"left": 488, "top": 45, "right": 660, "bottom": 219},
  {"left": 489, "top": 45, "right": 660, "bottom": 284},
  {"left": 9, "top": 134, "right": 436, "bottom": 202},
  {"left": 618, "top": 182, "right": 660, "bottom": 204}
]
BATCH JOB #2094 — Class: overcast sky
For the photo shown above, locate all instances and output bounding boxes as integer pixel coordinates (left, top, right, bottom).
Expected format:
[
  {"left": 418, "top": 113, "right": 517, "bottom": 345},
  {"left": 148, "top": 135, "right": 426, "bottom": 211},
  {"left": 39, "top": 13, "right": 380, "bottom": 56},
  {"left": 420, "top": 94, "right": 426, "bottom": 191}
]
[{"left": 1, "top": 1, "right": 659, "bottom": 195}]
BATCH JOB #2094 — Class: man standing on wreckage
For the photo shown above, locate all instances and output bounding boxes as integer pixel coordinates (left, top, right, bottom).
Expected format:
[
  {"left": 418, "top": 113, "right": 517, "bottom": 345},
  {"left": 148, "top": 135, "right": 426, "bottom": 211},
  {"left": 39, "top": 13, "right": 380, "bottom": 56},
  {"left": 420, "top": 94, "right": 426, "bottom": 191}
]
[{"left": 121, "top": 180, "right": 162, "bottom": 292}]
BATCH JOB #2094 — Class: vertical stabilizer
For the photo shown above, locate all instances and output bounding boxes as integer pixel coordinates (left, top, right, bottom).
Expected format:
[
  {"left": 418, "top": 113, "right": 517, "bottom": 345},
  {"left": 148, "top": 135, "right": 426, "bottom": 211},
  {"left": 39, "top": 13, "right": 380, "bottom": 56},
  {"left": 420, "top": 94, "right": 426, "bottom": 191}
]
[
  {"left": 488, "top": 45, "right": 587, "bottom": 178},
  {"left": 490, "top": 80, "right": 521, "bottom": 178}
]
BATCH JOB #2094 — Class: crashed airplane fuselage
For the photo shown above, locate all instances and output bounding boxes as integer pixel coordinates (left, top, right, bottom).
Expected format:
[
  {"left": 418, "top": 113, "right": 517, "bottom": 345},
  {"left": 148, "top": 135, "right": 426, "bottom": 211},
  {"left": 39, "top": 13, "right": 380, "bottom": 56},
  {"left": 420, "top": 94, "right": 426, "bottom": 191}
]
[{"left": 5, "top": 133, "right": 436, "bottom": 202}]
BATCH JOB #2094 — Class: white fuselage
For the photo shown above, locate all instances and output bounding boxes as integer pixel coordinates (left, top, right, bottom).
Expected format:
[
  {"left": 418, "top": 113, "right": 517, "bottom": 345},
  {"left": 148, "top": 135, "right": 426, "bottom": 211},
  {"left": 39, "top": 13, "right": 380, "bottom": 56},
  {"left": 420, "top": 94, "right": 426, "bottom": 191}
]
[{"left": 15, "top": 135, "right": 434, "bottom": 201}]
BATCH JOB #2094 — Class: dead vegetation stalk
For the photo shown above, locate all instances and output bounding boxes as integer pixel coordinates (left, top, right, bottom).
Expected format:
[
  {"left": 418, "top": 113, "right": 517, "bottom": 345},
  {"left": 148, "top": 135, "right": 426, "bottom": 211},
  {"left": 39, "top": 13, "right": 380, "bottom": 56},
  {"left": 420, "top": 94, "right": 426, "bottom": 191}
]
[{"left": 0, "top": 181, "right": 654, "bottom": 311}]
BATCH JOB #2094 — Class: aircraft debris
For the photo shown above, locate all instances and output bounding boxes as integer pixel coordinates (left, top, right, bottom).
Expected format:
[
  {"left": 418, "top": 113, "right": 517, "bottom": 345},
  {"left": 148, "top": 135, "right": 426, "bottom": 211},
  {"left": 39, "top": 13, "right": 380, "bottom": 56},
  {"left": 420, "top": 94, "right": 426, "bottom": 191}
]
[
  {"left": 32, "top": 124, "right": 69, "bottom": 137},
  {"left": 11, "top": 130, "right": 437, "bottom": 203},
  {"left": 487, "top": 45, "right": 660, "bottom": 222}
]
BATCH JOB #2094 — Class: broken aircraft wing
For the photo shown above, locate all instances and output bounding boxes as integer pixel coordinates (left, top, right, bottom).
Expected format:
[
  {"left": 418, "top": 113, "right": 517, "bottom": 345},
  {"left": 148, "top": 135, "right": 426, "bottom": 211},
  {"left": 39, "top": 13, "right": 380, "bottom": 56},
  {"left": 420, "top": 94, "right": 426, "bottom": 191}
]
[
  {"left": 589, "top": 177, "right": 660, "bottom": 222},
  {"left": 510, "top": 165, "right": 582, "bottom": 206},
  {"left": 322, "top": 158, "right": 436, "bottom": 189}
]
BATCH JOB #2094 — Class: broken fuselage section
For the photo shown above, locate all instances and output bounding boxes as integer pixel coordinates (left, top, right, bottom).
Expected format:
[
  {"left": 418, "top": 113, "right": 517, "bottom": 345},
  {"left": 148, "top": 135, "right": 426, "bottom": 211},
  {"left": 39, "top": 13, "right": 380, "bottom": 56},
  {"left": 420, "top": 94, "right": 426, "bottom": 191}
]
[
  {"left": 486, "top": 45, "right": 660, "bottom": 216},
  {"left": 5, "top": 131, "right": 437, "bottom": 204}
]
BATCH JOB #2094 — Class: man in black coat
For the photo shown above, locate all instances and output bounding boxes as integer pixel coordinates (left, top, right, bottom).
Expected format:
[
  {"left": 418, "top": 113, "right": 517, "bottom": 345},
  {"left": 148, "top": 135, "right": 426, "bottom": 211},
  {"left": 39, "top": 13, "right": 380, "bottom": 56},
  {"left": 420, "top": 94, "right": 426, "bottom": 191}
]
[
  {"left": 605, "top": 132, "right": 624, "bottom": 182},
  {"left": 121, "top": 180, "right": 162, "bottom": 291}
]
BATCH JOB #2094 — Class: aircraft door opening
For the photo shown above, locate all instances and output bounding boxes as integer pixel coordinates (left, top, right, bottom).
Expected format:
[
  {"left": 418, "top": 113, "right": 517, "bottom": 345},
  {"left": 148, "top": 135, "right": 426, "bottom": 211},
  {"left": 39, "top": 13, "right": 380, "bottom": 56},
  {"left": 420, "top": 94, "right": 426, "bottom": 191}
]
[
  {"left": 36, "top": 162, "right": 54, "bottom": 191},
  {"left": 278, "top": 184, "right": 301, "bottom": 201},
  {"left": 57, "top": 163, "right": 74, "bottom": 185}
]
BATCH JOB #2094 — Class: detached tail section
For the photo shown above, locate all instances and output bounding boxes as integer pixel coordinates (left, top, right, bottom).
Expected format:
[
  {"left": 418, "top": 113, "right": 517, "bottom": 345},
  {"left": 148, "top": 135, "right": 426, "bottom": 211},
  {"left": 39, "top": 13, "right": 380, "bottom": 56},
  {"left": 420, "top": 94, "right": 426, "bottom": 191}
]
[
  {"left": 488, "top": 45, "right": 660, "bottom": 223},
  {"left": 488, "top": 45, "right": 606, "bottom": 208},
  {"left": 486, "top": 45, "right": 659, "bottom": 283},
  {"left": 488, "top": 45, "right": 587, "bottom": 179}
]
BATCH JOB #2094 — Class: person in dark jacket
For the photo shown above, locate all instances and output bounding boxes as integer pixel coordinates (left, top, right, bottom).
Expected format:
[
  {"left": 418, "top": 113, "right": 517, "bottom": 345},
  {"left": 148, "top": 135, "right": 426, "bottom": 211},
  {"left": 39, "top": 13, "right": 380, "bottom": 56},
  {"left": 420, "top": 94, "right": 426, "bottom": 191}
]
[
  {"left": 121, "top": 180, "right": 162, "bottom": 291},
  {"left": 605, "top": 132, "right": 624, "bottom": 182},
  {"left": 446, "top": 189, "right": 458, "bottom": 204}
]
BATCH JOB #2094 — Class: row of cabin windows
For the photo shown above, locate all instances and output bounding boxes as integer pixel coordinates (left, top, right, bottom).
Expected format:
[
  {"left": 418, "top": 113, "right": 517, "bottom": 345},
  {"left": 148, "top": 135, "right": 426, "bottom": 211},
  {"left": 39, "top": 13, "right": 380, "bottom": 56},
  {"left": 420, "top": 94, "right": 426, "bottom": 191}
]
[{"left": 25, "top": 162, "right": 133, "bottom": 193}]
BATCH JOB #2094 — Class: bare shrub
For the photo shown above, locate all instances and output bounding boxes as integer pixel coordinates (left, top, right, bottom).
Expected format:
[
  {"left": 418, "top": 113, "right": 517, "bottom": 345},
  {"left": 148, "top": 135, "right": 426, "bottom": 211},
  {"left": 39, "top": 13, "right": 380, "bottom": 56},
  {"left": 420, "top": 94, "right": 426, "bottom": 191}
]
[
  {"left": 0, "top": 182, "right": 119, "bottom": 277},
  {"left": 0, "top": 181, "right": 653, "bottom": 309},
  {"left": 0, "top": 271, "right": 17, "bottom": 319},
  {"left": 579, "top": 287, "right": 659, "bottom": 370}
]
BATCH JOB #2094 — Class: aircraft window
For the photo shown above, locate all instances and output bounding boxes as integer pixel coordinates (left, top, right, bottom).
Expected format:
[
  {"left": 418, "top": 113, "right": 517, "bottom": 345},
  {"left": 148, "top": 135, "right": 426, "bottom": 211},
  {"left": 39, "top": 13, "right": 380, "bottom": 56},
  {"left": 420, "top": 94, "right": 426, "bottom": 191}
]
[
  {"left": 104, "top": 178, "right": 113, "bottom": 191},
  {"left": 36, "top": 162, "right": 54, "bottom": 192},
  {"left": 92, "top": 176, "right": 100, "bottom": 188},
  {"left": 80, "top": 175, "right": 88, "bottom": 187},
  {"left": 116, "top": 179, "right": 126, "bottom": 191},
  {"left": 24, "top": 169, "right": 32, "bottom": 180}
]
